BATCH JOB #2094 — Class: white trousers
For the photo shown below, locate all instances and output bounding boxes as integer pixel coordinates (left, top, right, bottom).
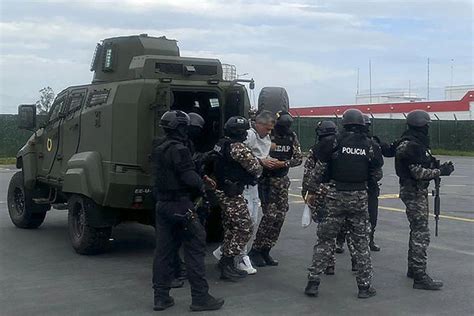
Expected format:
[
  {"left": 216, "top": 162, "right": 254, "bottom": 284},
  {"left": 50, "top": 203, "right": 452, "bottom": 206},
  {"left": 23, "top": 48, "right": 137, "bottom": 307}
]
[{"left": 242, "top": 184, "right": 261, "bottom": 254}]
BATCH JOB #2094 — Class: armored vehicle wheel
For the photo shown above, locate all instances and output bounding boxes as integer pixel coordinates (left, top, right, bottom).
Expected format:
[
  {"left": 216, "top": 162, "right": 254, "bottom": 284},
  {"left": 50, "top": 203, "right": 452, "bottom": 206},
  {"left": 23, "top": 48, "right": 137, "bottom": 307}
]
[
  {"left": 68, "top": 195, "right": 112, "bottom": 255},
  {"left": 7, "top": 171, "right": 48, "bottom": 229},
  {"left": 258, "top": 87, "right": 289, "bottom": 114}
]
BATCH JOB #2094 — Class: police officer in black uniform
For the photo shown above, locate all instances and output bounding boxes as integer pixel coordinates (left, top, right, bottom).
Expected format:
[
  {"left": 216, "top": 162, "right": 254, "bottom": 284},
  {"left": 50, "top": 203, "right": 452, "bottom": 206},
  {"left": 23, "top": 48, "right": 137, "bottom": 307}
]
[
  {"left": 363, "top": 115, "right": 382, "bottom": 251},
  {"left": 152, "top": 110, "right": 224, "bottom": 312}
]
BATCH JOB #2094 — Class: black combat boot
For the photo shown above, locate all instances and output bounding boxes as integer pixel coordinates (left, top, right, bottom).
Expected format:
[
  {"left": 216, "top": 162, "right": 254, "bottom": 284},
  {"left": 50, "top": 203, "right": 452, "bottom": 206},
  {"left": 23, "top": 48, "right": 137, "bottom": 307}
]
[
  {"left": 358, "top": 285, "right": 377, "bottom": 298},
  {"left": 190, "top": 294, "right": 225, "bottom": 312},
  {"left": 170, "top": 278, "right": 184, "bottom": 288},
  {"left": 324, "top": 266, "right": 335, "bottom": 275},
  {"left": 413, "top": 274, "right": 443, "bottom": 290},
  {"left": 261, "top": 248, "right": 279, "bottom": 266},
  {"left": 304, "top": 279, "right": 320, "bottom": 297},
  {"left": 406, "top": 267, "right": 414, "bottom": 279},
  {"left": 248, "top": 248, "right": 267, "bottom": 267},
  {"left": 219, "top": 256, "right": 247, "bottom": 281},
  {"left": 351, "top": 258, "right": 357, "bottom": 272},
  {"left": 153, "top": 295, "right": 175, "bottom": 311},
  {"left": 369, "top": 227, "right": 381, "bottom": 252},
  {"left": 335, "top": 242, "right": 345, "bottom": 254}
]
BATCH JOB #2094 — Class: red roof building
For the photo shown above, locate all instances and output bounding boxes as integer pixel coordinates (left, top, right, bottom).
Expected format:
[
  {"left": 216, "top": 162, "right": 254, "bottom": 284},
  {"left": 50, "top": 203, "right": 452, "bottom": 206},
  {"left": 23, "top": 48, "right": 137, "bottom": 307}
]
[{"left": 289, "top": 91, "right": 474, "bottom": 120}]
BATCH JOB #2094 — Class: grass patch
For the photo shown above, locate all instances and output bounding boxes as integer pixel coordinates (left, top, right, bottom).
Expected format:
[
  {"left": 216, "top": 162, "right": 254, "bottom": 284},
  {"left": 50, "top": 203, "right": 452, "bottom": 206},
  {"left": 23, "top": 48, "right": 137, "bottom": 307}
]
[
  {"left": 0, "top": 157, "right": 16, "bottom": 165},
  {"left": 431, "top": 149, "right": 474, "bottom": 157}
]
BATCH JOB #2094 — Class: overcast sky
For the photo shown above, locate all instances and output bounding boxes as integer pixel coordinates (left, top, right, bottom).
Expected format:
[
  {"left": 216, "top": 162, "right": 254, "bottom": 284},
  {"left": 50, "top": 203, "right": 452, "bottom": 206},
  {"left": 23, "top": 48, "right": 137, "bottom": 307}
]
[{"left": 0, "top": 0, "right": 473, "bottom": 113}]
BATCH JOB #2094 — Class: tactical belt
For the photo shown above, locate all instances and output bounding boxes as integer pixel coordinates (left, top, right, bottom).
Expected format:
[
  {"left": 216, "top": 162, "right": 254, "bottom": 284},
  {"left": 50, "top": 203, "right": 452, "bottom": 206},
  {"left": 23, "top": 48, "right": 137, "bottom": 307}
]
[
  {"left": 332, "top": 180, "right": 367, "bottom": 191},
  {"left": 219, "top": 180, "right": 245, "bottom": 197},
  {"left": 399, "top": 178, "right": 429, "bottom": 190}
]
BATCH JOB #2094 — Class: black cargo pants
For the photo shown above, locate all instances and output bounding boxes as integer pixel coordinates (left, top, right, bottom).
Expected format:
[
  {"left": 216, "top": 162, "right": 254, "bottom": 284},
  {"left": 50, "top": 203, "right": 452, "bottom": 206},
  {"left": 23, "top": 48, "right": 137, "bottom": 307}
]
[
  {"left": 367, "top": 183, "right": 380, "bottom": 228},
  {"left": 152, "top": 200, "right": 209, "bottom": 303}
]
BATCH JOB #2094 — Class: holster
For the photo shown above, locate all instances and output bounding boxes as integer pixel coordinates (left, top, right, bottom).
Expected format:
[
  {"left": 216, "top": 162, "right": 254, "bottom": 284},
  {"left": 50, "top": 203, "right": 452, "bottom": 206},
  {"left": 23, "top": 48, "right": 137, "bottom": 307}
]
[{"left": 221, "top": 180, "right": 245, "bottom": 197}]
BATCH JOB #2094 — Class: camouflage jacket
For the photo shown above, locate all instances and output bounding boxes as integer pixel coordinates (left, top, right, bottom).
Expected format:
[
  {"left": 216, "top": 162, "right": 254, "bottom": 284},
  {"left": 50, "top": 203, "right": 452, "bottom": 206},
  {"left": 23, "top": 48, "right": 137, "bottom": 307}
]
[{"left": 230, "top": 142, "right": 263, "bottom": 178}]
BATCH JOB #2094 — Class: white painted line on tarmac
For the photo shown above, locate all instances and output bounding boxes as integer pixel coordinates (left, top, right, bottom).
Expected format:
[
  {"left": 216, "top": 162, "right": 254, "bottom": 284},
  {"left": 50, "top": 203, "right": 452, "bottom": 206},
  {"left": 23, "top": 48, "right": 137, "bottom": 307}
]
[
  {"left": 288, "top": 193, "right": 474, "bottom": 223},
  {"left": 290, "top": 179, "right": 301, "bottom": 182},
  {"left": 379, "top": 194, "right": 399, "bottom": 199}
]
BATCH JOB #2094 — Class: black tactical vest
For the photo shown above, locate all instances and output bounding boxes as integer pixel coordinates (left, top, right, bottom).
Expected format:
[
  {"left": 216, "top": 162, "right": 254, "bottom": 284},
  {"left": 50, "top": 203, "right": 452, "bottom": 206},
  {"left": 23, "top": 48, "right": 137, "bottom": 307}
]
[
  {"left": 213, "top": 138, "right": 257, "bottom": 190},
  {"left": 265, "top": 132, "right": 295, "bottom": 177},
  {"left": 152, "top": 139, "right": 190, "bottom": 199},
  {"left": 395, "top": 136, "right": 432, "bottom": 182},
  {"left": 330, "top": 132, "right": 371, "bottom": 190}
]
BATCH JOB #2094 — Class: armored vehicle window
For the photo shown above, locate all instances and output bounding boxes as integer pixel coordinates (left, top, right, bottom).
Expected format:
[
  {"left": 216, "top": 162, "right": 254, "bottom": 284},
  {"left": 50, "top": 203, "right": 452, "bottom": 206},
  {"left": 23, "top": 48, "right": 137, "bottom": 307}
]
[
  {"left": 194, "top": 65, "right": 217, "bottom": 76},
  {"left": 49, "top": 98, "right": 65, "bottom": 122},
  {"left": 155, "top": 63, "right": 183, "bottom": 75},
  {"left": 87, "top": 90, "right": 110, "bottom": 107},
  {"left": 66, "top": 93, "right": 85, "bottom": 113}
]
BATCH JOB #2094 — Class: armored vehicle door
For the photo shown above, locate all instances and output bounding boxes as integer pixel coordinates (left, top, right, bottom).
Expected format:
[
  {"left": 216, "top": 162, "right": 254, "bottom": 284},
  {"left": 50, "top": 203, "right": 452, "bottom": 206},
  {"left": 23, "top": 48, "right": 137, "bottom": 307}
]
[
  {"left": 39, "top": 92, "right": 68, "bottom": 179},
  {"left": 224, "top": 85, "right": 250, "bottom": 121},
  {"left": 59, "top": 88, "right": 87, "bottom": 175},
  {"left": 170, "top": 87, "right": 222, "bottom": 152},
  {"left": 153, "top": 85, "right": 171, "bottom": 138}
]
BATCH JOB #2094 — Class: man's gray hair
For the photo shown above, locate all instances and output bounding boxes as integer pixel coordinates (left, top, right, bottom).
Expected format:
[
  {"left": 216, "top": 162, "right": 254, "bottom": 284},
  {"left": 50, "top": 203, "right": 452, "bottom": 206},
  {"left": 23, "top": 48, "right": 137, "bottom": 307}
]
[{"left": 255, "top": 110, "right": 275, "bottom": 125}]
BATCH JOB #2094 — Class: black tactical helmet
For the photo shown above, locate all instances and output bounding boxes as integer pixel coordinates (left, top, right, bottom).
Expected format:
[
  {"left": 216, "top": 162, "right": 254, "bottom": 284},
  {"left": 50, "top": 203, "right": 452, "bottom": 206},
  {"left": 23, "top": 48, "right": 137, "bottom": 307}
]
[
  {"left": 160, "top": 110, "right": 190, "bottom": 130},
  {"left": 316, "top": 120, "right": 337, "bottom": 136},
  {"left": 362, "top": 114, "right": 371, "bottom": 126},
  {"left": 188, "top": 112, "right": 205, "bottom": 129},
  {"left": 406, "top": 110, "right": 431, "bottom": 127},
  {"left": 275, "top": 111, "right": 294, "bottom": 127},
  {"left": 342, "top": 109, "right": 365, "bottom": 126},
  {"left": 224, "top": 116, "right": 250, "bottom": 138}
]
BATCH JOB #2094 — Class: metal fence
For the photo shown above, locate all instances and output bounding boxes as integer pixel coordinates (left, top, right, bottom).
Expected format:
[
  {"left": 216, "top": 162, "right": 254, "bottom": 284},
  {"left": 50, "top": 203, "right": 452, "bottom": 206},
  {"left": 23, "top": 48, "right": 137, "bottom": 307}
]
[
  {"left": 293, "top": 116, "right": 474, "bottom": 152},
  {"left": 1, "top": 114, "right": 473, "bottom": 158}
]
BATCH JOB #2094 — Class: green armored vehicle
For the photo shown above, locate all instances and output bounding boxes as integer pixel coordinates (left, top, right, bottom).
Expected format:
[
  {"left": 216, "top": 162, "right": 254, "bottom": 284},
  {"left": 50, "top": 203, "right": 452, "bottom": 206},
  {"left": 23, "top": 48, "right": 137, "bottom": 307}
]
[{"left": 7, "top": 34, "right": 288, "bottom": 254}]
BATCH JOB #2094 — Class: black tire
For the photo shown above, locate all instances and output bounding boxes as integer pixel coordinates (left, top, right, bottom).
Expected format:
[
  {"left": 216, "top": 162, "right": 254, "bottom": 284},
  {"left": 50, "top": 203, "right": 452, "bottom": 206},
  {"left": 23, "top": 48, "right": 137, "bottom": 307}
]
[
  {"left": 258, "top": 87, "right": 289, "bottom": 114},
  {"left": 7, "top": 171, "right": 48, "bottom": 229},
  {"left": 68, "top": 195, "right": 112, "bottom": 255}
]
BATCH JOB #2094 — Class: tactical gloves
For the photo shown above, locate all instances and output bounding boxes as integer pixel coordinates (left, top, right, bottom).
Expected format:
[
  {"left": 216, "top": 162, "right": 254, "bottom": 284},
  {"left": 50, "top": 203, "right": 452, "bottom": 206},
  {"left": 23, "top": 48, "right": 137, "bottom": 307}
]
[{"left": 439, "top": 161, "right": 454, "bottom": 176}]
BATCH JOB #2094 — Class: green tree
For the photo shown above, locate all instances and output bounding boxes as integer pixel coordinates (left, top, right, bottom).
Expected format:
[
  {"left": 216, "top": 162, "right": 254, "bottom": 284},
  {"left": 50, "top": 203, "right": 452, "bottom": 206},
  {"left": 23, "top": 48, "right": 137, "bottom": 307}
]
[{"left": 36, "top": 86, "right": 55, "bottom": 114}]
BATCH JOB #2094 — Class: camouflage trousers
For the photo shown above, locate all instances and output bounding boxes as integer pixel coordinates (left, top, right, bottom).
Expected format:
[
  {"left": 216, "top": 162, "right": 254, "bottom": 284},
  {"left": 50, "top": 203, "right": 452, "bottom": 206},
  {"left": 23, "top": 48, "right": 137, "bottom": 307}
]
[
  {"left": 400, "top": 185, "right": 430, "bottom": 277},
  {"left": 215, "top": 189, "right": 253, "bottom": 258},
  {"left": 308, "top": 186, "right": 373, "bottom": 288},
  {"left": 252, "top": 175, "right": 290, "bottom": 250}
]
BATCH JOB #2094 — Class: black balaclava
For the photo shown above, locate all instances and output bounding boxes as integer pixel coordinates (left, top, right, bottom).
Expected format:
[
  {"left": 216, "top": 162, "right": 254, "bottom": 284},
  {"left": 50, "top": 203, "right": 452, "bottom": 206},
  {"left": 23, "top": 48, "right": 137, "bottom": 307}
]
[
  {"left": 403, "top": 125, "right": 430, "bottom": 148},
  {"left": 165, "top": 125, "right": 189, "bottom": 141}
]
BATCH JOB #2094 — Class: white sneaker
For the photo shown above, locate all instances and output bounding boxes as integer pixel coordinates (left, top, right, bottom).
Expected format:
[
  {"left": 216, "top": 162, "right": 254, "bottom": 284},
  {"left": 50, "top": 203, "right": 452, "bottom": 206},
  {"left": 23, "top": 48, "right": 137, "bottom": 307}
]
[
  {"left": 237, "top": 255, "right": 257, "bottom": 275},
  {"left": 212, "top": 246, "right": 222, "bottom": 261}
]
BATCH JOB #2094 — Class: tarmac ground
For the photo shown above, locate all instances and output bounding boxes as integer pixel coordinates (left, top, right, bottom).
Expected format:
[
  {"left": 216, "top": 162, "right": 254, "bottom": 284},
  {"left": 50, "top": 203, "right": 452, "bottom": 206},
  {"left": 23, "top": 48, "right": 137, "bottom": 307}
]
[{"left": 0, "top": 156, "right": 473, "bottom": 315}]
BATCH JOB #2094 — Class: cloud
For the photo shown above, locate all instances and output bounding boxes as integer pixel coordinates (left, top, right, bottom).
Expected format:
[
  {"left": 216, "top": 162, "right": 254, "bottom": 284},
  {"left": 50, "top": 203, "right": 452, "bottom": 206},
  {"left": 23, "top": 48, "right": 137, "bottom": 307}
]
[{"left": 0, "top": 0, "right": 472, "bottom": 113}]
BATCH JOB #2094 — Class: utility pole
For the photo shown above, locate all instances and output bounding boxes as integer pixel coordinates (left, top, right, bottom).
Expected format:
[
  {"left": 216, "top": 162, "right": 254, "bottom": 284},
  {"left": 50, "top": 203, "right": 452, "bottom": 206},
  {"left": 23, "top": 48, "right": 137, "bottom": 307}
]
[
  {"left": 427, "top": 57, "right": 430, "bottom": 100},
  {"left": 369, "top": 59, "right": 372, "bottom": 104},
  {"left": 450, "top": 58, "right": 454, "bottom": 99},
  {"left": 357, "top": 67, "right": 360, "bottom": 95}
]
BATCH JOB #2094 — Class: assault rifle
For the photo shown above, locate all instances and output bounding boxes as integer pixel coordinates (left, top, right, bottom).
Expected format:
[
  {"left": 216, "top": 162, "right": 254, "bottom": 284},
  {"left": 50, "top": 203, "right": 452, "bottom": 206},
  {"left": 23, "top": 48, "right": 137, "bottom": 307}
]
[{"left": 431, "top": 159, "right": 441, "bottom": 236}]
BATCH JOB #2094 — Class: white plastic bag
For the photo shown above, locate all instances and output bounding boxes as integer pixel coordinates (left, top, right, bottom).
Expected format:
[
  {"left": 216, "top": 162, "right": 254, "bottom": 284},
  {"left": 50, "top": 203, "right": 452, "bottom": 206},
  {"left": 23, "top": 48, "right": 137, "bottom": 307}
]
[{"left": 301, "top": 204, "right": 312, "bottom": 228}]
